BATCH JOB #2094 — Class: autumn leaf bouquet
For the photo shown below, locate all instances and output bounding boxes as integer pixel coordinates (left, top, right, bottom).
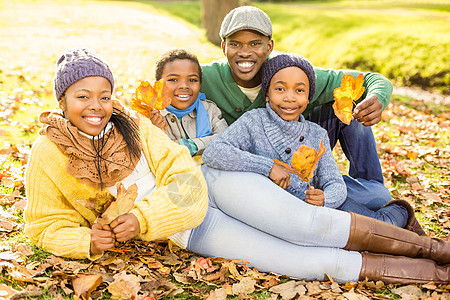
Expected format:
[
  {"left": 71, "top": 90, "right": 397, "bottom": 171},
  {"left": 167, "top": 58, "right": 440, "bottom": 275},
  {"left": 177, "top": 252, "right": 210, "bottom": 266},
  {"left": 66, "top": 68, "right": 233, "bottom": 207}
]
[
  {"left": 78, "top": 183, "right": 138, "bottom": 226},
  {"left": 332, "top": 74, "right": 365, "bottom": 125}
]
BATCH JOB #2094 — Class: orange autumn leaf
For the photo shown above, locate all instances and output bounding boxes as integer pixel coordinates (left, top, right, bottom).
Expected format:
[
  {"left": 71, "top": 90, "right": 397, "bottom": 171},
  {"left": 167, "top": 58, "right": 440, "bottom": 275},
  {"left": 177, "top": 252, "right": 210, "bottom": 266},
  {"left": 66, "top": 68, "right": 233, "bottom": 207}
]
[
  {"left": 152, "top": 79, "right": 171, "bottom": 110},
  {"left": 332, "top": 74, "right": 365, "bottom": 125},
  {"left": 273, "top": 141, "right": 326, "bottom": 188},
  {"left": 130, "top": 79, "right": 171, "bottom": 117}
]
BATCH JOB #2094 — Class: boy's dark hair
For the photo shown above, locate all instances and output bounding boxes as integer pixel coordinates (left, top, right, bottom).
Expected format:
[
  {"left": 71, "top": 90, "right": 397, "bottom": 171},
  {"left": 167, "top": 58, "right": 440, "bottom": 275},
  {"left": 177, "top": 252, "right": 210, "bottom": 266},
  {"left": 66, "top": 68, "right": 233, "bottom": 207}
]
[{"left": 155, "top": 49, "right": 202, "bottom": 83}]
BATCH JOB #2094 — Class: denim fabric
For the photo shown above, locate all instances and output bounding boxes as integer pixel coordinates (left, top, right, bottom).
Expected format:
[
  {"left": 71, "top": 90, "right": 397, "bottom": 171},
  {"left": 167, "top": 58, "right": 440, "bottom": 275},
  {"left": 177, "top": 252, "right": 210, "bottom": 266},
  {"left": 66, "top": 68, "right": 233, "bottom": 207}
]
[
  {"left": 341, "top": 176, "right": 407, "bottom": 227},
  {"left": 306, "top": 104, "right": 384, "bottom": 183},
  {"left": 343, "top": 176, "right": 391, "bottom": 210},
  {"left": 187, "top": 166, "right": 363, "bottom": 283}
]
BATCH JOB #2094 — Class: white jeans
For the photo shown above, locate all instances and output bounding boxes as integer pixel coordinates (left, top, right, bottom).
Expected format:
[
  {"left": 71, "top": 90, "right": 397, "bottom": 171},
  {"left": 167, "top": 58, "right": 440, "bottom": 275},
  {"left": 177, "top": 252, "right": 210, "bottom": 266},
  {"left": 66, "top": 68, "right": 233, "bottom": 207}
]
[{"left": 187, "top": 165, "right": 362, "bottom": 283}]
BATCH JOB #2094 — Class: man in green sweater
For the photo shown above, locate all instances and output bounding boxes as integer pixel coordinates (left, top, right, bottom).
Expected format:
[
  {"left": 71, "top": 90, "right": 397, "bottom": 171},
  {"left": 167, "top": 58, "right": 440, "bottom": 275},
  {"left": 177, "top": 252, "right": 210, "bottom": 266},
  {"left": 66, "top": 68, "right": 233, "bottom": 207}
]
[{"left": 200, "top": 6, "right": 397, "bottom": 214}]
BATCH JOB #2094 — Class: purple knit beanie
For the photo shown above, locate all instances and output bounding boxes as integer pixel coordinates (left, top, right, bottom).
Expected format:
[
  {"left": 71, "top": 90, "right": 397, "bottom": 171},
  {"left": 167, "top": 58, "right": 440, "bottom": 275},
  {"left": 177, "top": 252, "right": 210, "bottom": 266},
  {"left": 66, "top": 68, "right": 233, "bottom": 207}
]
[
  {"left": 261, "top": 53, "right": 315, "bottom": 101},
  {"left": 53, "top": 48, "right": 115, "bottom": 101}
]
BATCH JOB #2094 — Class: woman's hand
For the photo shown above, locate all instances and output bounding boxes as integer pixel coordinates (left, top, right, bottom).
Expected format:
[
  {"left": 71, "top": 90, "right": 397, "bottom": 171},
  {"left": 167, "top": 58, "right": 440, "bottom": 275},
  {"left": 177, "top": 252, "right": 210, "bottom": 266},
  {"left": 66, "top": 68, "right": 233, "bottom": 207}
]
[
  {"left": 148, "top": 110, "right": 168, "bottom": 134},
  {"left": 269, "top": 164, "right": 290, "bottom": 189},
  {"left": 110, "top": 213, "right": 141, "bottom": 242},
  {"left": 90, "top": 223, "right": 115, "bottom": 256},
  {"left": 305, "top": 187, "right": 325, "bottom": 206}
]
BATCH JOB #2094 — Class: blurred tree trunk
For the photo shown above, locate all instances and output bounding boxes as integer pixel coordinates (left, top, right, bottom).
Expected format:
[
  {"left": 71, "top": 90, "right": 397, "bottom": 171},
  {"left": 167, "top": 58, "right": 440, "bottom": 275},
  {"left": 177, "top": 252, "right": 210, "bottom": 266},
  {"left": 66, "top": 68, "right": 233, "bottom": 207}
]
[{"left": 201, "top": 0, "right": 239, "bottom": 46}]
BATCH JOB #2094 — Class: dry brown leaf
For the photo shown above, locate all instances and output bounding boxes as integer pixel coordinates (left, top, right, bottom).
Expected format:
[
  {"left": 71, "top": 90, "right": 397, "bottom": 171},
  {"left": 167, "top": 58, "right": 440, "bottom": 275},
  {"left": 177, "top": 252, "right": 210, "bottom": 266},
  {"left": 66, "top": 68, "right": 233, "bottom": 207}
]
[
  {"left": 207, "top": 288, "right": 228, "bottom": 300},
  {"left": 107, "top": 271, "right": 140, "bottom": 300},
  {"left": 392, "top": 285, "right": 426, "bottom": 299},
  {"left": 306, "top": 281, "right": 322, "bottom": 296},
  {"left": 97, "top": 183, "right": 138, "bottom": 225},
  {"left": 269, "top": 280, "right": 307, "bottom": 300},
  {"left": 15, "top": 243, "right": 34, "bottom": 256},
  {"left": 73, "top": 274, "right": 103, "bottom": 300},
  {"left": 343, "top": 290, "right": 370, "bottom": 300},
  {"left": 77, "top": 192, "right": 115, "bottom": 217},
  {"left": 332, "top": 74, "right": 365, "bottom": 125},
  {"left": 0, "top": 283, "right": 18, "bottom": 298},
  {"left": 232, "top": 277, "right": 256, "bottom": 296}
]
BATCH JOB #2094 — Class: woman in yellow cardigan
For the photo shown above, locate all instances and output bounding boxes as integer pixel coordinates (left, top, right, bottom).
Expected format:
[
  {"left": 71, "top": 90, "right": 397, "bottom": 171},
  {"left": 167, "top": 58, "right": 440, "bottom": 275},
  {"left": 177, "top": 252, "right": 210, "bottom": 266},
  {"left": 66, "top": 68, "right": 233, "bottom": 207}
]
[{"left": 24, "top": 48, "right": 208, "bottom": 260}]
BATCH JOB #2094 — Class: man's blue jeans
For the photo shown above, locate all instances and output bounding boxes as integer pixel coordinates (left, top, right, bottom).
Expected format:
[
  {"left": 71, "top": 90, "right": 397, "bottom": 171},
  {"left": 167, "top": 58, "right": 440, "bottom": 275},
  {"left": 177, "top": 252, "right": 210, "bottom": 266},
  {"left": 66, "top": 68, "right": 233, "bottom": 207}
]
[
  {"left": 306, "top": 104, "right": 389, "bottom": 206},
  {"left": 306, "top": 103, "right": 385, "bottom": 183},
  {"left": 306, "top": 104, "right": 408, "bottom": 226}
]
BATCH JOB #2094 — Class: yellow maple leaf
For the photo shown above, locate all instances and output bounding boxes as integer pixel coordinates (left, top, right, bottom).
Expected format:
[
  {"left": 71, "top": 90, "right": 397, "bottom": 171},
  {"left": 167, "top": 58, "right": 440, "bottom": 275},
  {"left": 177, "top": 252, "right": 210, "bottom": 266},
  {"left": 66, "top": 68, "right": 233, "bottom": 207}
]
[
  {"left": 273, "top": 141, "right": 326, "bottom": 188},
  {"left": 332, "top": 74, "right": 365, "bottom": 125},
  {"left": 96, "top": 183, "right": 138, "bottom": 225},
  {"left": 130, "top": 79, "right": 171, "bottom": 117}
]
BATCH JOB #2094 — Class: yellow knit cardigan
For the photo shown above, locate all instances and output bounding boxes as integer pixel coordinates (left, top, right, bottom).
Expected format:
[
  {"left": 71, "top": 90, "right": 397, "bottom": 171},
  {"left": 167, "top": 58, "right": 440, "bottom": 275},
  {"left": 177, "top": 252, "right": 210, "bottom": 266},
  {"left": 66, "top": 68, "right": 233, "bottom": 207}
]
[{"left": 24, "top": 116, "right": 208, "bottom": 260}]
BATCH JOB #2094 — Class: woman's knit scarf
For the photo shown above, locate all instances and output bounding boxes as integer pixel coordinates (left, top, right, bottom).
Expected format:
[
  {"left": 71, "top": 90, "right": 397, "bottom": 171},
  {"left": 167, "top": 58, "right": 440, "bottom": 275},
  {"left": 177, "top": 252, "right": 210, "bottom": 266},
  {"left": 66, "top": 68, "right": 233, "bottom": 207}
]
[{"left": 39, "top": 100, "right": 141, "bottom": 189}]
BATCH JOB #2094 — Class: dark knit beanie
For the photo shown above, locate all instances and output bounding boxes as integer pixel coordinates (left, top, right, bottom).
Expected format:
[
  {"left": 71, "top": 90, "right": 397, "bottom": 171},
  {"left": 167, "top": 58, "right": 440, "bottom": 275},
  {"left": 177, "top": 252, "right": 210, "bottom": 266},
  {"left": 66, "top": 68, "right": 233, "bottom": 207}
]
[
  {"left": 261, "top": 53, "right": 315, "bottom": 101},
  {"left": 53, "top": 48, "right": 115, "bottom": 101}
]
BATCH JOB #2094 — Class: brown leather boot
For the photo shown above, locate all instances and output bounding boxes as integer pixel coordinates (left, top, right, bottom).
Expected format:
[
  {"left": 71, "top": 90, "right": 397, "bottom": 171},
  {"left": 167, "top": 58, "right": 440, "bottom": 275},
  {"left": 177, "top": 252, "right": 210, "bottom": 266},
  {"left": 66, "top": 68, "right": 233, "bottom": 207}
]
[
  {"left": 344, "top": 212, "right": 450, "bottom": 264},
  {"left": 359, "top": 253, "right": 449, "bottom": 284},
  {"left": 382, "top": 200, "right": 427, "bottom": 236}
]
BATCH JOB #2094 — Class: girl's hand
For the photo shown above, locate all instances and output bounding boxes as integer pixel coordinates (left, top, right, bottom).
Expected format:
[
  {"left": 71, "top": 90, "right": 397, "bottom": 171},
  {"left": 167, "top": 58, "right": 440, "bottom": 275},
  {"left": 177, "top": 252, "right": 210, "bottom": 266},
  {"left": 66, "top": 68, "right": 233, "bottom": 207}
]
[
  {"left": 110, "top": 213, "right": 141, "bottom": 242},
  {"left": 90, "top": 224, "right": 115, "bottom": 255},
  {"left": 149, "top": 110, "right": 168, "bottom": 134},
  {"left": 305, "top": 187, "right": 325, "bottom": 206},
  {"left": 269, "top": 164, "right": 290, "bottom": 189}
]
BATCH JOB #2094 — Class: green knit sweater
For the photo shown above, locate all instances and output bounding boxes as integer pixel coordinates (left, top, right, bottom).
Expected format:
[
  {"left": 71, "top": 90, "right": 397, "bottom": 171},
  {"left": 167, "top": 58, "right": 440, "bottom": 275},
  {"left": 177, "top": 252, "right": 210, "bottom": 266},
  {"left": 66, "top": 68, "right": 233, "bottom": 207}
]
[{"left": 201, "top": 58, "right": 393, "bottom": 125}]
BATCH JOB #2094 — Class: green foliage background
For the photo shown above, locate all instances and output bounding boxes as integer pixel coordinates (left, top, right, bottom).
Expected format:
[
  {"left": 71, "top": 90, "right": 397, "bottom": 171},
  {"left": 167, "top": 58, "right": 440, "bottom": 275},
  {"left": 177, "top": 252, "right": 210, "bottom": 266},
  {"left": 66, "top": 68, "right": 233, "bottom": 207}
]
[{"left": 148, "top": 0, "right": 450, "bottom": 93}]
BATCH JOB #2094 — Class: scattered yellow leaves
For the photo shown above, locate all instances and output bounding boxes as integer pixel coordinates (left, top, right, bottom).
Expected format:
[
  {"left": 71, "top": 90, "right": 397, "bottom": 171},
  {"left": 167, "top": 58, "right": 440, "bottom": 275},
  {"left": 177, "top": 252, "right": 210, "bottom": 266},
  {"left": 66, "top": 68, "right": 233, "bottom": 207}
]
[
  {"left": 130, "top": 79, "right": 171, "bottom": 117},
  {"left": 332, "top": 74, "right": 365, "bottom": 125},
  {"left": 273, "top": 141, "right": 326, "bottom": 188}
]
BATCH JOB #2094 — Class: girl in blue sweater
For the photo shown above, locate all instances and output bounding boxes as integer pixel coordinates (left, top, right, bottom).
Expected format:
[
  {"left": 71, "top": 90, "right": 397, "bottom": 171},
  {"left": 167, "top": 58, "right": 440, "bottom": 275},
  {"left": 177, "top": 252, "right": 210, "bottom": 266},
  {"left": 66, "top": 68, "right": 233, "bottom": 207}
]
[{"left": 203, "top": 53, "right": 410, "bottom": 226}]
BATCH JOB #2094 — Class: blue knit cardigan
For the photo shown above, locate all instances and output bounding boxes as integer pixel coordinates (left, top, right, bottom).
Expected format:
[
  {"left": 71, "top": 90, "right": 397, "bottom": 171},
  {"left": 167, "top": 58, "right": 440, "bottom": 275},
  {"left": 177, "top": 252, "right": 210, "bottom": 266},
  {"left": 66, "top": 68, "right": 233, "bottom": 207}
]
[{"left": 202, "top": 103, "right": 347, "bottom": 208}]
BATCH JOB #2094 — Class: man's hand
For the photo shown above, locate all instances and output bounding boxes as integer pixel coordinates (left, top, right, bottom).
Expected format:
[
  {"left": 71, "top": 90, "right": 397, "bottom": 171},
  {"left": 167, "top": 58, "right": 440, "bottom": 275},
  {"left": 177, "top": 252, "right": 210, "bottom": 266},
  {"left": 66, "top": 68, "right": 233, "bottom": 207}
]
[
  {"left": 110, "top": 213, "right": 141, "bottom": 242},
  {"left": 305, "top": 187, "right": 324, "bottom": 206},
  {"left": 352, "top": 95, "right": 383, "bottom": 126},
  {"left": 269, "top": 164, "right": 290, "bottom": 189},
  {"left": 90, "top": 224, "right": 115, "bottom": 256},
  {"left": 148, "top": 110, "right": 168, "bottom": 134}
]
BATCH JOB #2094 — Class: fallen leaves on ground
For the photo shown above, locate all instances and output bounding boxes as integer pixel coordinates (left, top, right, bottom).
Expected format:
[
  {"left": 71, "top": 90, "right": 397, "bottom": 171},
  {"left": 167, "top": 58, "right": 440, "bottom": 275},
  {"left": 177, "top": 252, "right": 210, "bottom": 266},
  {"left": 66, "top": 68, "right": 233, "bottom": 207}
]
[
  {"left": 333, "top": 74, "right": 365, "bottom": 125},
  {"left": 0, "top": 95, "right": 449, "bottom": 298}
]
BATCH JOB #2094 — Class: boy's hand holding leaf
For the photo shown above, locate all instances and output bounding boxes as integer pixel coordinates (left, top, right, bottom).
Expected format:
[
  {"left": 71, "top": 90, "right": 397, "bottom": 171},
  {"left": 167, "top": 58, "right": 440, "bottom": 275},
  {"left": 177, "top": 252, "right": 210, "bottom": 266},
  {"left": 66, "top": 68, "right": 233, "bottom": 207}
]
[
  {"left": 305, "top": 187, "right": 325, "bottom": 206},
  {"left": 273, "top": 141, "right": 326, "bottom": 189},
  {"left": 332, "top": 74, "right": 365, "bottom": 125}
]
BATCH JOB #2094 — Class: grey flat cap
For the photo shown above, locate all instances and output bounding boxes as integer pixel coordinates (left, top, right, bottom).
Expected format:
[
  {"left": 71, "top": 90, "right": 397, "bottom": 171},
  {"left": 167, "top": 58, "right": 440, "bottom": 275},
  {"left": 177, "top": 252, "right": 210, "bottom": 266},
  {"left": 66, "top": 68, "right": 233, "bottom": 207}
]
[{"left": 219, "top": 6, "right": 272, "bottom": 40}]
